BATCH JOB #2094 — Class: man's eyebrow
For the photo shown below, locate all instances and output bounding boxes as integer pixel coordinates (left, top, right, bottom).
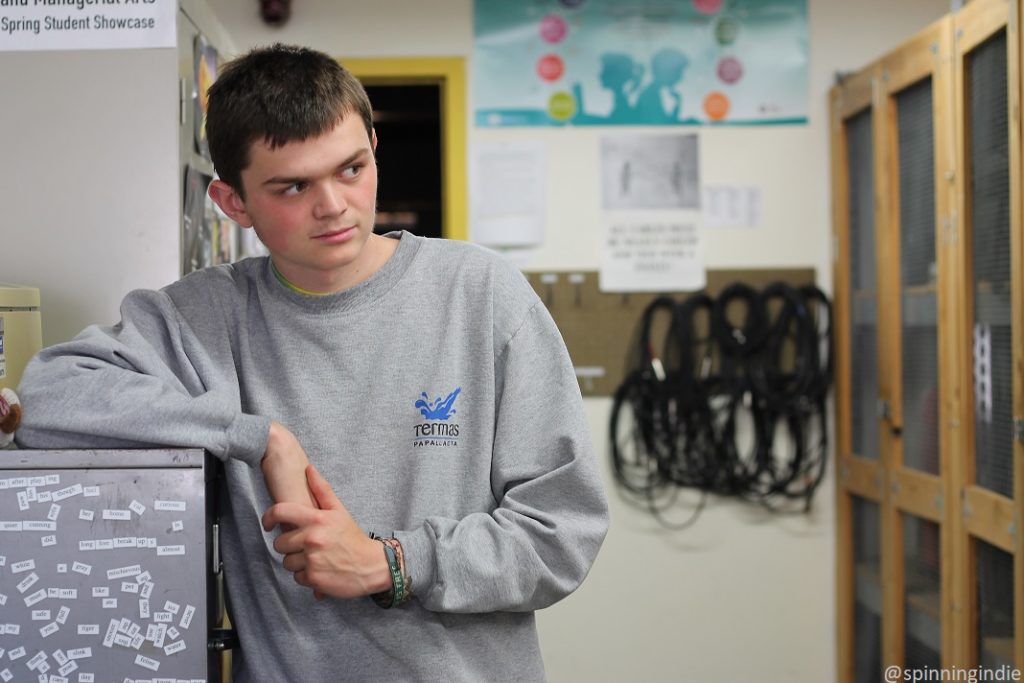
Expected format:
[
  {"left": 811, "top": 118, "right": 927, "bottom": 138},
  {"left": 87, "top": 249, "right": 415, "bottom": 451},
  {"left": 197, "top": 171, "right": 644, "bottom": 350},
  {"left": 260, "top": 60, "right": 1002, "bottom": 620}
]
[{"left": 262, "top": 148, "right": 372, "bottom": 187}]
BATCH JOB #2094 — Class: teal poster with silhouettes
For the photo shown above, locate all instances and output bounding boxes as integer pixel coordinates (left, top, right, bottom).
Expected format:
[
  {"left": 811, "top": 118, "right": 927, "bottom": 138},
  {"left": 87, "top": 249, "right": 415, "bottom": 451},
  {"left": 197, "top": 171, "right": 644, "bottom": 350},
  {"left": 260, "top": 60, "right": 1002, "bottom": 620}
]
[{"left": 473, "top": 0, "right": 808, "bottom": 126}]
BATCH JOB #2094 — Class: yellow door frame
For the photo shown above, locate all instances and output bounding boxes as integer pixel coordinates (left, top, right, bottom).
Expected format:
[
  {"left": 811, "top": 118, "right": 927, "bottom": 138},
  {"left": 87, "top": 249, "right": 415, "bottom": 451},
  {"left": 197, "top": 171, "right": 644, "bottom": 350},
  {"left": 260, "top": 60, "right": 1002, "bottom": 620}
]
[{"left": 340, "top": 56, "right": 468, "bottom": 241}]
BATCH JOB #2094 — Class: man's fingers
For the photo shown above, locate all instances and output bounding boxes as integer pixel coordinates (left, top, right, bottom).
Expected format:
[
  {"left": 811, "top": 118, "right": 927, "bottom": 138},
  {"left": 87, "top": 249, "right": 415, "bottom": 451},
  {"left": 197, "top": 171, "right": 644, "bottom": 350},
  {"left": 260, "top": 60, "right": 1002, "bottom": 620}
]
[
  {"left": 306, "top": 464, "right": 344, "bottom": 511},
  {"left": 282, "top": 552, "right": 306, "bottom": 574},
  {"left": 262, "top": 501, "right": 319, "bottom": 532},
  {"left": 273, "top": 529, "right": 304, "bottom": 555}
]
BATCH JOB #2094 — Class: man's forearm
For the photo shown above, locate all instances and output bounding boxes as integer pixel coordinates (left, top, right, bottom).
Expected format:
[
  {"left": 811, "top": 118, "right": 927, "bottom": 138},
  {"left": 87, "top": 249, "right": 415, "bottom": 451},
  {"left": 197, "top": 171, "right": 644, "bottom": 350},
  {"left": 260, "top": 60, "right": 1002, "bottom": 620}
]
[{"left": 261, "top": 421, "right": 317, "bottom": 509}]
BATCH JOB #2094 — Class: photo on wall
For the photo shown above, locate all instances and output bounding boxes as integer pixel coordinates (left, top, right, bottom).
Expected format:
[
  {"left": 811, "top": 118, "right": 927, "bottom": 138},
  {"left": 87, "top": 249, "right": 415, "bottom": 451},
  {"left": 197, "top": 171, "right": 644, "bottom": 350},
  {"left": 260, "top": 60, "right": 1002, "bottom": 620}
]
[
  {"left": 193, "top": 33, "right": 218, "bottom": 160},
  {"left": 600, "top": 133, "right": 700, "bottom": 210},
  {"left": 183, "top": 165, "right": 215, "bottom": 275},
  {"left": 182, "top": 166, "right": 267, "bottom": 276}
]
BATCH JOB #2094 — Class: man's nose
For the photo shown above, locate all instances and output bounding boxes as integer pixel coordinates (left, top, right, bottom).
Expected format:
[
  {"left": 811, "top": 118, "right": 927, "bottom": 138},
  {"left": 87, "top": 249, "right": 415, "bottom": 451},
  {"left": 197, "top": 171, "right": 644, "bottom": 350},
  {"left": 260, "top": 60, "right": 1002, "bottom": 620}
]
[{"left": 312, "top": 181, "right": 348, "bottom": 219}]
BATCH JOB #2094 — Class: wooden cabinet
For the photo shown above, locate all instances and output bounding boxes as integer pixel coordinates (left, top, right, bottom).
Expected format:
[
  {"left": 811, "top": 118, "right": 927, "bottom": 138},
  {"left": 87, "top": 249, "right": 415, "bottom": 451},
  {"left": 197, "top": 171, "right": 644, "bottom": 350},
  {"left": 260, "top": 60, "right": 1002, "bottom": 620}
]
[{"left": 831, "top": 0, "right": 1024, "bottom": 679}]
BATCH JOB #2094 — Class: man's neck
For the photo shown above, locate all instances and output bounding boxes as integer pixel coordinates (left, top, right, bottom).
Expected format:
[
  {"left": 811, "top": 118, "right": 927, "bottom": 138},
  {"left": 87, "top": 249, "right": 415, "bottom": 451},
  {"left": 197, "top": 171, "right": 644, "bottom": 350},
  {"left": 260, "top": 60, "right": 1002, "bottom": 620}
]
[{"left": 272, "top": 233, "right": 400, "bottom": 295}]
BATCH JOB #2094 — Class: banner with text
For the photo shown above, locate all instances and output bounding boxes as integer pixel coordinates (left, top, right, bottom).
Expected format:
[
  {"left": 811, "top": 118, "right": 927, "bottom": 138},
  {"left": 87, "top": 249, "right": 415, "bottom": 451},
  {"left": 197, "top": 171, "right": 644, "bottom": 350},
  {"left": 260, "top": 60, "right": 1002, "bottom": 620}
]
[{"left": 0, "top": 0, "right": 175, "bottom": 52}]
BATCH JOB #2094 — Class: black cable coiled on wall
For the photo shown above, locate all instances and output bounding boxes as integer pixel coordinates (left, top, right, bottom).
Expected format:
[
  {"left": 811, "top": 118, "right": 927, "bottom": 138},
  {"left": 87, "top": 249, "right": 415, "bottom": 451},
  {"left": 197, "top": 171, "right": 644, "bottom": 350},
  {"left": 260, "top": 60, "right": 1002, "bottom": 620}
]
[{"left": 609, "top": 281, "right": 833, "bottom": 528}]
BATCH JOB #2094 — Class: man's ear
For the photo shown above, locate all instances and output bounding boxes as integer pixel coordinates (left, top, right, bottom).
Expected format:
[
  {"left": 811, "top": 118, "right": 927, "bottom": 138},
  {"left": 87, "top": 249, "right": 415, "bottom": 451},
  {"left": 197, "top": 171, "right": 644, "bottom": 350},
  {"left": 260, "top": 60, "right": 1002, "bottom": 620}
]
[
  {"left": 371, "top": 128, "right": 378, "bottom": 152},
  {"left": 208, "top": 180, "right": 254, "bottom": 228}
]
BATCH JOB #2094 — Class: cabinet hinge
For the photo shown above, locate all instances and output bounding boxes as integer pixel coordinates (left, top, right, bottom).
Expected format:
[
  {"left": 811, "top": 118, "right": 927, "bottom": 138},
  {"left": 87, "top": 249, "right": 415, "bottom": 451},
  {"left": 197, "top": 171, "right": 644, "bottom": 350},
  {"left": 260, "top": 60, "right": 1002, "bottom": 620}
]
[
  {"left": 1013, "top": 418, "right": 1024, "bottom": 443},
  {"left": 877, "top": 399, "right": 889, "bottom": 420}
]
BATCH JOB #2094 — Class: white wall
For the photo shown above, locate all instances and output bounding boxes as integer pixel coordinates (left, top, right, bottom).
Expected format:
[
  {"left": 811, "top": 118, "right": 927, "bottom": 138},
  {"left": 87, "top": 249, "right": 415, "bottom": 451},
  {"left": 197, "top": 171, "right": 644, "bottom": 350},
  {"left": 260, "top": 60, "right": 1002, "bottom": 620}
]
[
  {"left": 0, "top": 48, "right": 180, "bottom": 346},
  {"left": 0, "top": 0, "right": 951, "bottom": 680},
  {"left": 0, "top": 0, "right": 234, "bottom": 348}
]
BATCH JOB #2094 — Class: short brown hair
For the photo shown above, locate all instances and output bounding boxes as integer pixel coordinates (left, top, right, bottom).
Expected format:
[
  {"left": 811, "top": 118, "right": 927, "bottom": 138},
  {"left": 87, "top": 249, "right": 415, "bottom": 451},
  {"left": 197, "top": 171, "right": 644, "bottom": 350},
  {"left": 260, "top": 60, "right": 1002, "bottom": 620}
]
[{"left": 205, "top": 43, "right": 374, "bottom": 195}]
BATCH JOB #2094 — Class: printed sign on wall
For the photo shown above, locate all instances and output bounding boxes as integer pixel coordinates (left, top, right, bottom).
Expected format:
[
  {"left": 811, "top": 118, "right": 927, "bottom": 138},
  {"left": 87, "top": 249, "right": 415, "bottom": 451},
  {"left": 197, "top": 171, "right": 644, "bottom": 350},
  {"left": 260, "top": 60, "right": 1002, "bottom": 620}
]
[
  {"left": 0, "top": 0, "right": 176, "bottom": 52},
  {"left": 600, "top": 222, "right": 706, "bottom": 292},
  {"left": 474, "top": 0, "right": 808, "bottom": 127}
]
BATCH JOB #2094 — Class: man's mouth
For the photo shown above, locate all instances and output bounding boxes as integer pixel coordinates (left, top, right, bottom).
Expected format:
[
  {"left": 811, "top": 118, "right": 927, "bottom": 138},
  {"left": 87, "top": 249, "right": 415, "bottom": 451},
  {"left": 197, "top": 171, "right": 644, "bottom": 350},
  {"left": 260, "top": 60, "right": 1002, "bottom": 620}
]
[{"left": 313, "top": 226, "right": 356, "bottom": 240}]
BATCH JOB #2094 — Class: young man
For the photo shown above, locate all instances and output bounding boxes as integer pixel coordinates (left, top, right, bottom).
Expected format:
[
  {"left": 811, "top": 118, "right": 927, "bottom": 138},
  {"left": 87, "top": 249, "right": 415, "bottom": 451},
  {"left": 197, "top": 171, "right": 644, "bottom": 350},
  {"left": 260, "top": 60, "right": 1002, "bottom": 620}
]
[{"left": 16, "top": 44, "right": 608, "bottom": 681}]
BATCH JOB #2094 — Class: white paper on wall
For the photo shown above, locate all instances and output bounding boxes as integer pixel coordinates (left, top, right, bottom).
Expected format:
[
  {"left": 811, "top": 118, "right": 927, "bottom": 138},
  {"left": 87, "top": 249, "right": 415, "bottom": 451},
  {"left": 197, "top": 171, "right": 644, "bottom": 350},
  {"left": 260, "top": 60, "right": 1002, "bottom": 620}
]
[
  {"left": 470, "top": 141, "right": 547, "bottom": 248},
  {"left": 703, "top": 185, "right": 762, "bottom": 228}
]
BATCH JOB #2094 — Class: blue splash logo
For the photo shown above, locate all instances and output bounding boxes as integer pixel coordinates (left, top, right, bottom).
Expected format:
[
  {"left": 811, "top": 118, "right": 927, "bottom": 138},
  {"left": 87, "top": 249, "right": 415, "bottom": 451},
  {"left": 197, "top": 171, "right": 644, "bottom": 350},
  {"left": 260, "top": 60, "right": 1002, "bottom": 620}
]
[
  {"left": 413, "top": 388, "right": 462, "bottom": 448},
  {"left": 416, "top": 388, "right": 461, "bottom": 421}
]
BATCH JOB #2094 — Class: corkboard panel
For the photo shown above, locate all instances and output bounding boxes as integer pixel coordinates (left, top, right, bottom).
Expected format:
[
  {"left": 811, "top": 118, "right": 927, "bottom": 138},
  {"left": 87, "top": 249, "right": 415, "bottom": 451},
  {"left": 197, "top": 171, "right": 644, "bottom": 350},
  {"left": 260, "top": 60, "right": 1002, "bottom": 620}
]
[{"left": 525, "top": 268, "right": 817, "bottom": 396}]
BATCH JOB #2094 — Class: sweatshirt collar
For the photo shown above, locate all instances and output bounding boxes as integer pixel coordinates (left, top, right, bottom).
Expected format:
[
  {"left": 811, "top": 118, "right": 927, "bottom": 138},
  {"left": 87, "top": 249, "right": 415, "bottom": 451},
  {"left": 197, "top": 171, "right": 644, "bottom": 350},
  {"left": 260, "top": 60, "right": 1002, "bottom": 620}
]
[
  {"left": 262, "top": 231, "right": 421, "bottom": 312},
  {"left": 270, "top": 261, "right": 332, "bottom": 296}
]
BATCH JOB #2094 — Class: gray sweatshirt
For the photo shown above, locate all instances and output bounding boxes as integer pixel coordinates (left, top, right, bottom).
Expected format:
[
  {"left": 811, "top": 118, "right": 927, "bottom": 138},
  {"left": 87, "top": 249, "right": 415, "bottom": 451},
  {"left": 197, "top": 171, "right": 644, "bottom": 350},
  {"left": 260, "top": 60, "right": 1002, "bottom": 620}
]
[{"left": 16, "top": 232, "right": 609, "bottom": 683}]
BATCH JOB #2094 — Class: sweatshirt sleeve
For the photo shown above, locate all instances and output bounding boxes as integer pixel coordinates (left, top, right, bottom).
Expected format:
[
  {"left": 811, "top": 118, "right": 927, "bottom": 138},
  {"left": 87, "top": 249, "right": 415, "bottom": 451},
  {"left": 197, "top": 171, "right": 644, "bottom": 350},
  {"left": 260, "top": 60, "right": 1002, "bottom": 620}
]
[
  {"left": 15, "top": 287, "right": 270, "bottom": 466},
  {"left": 395, "top": 301, "right": 609, "bottom": 613}
]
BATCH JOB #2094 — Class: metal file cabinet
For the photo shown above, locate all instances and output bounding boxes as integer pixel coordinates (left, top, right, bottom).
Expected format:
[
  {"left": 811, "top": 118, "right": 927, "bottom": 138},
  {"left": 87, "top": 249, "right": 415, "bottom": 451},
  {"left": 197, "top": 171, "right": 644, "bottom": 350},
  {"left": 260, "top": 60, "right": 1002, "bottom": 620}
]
[{"left": 0, "top": 449, "right": 223, "bottom": 682}]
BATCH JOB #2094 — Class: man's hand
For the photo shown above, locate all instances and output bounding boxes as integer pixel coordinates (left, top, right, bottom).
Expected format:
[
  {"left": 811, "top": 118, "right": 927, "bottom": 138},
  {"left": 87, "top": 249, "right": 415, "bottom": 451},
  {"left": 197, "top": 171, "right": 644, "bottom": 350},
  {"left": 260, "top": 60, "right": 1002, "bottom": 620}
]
[
  {"left": 261, "top": 464, "right": 391, "bottom": 600},
  {"left": 261, "top": 421, "right": 316, "bottom": 510}
]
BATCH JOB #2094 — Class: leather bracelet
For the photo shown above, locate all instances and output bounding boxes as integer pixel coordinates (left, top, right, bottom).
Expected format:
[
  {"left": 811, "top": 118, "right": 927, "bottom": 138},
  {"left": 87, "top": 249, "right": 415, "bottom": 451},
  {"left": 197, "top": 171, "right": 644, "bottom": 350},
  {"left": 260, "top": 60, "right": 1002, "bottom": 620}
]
[
  {"left": 371, "top": 540, "right": 403, "bottom": 609},
  {"left": 381, "top": 537, "right": 413, "bottom": 606}
]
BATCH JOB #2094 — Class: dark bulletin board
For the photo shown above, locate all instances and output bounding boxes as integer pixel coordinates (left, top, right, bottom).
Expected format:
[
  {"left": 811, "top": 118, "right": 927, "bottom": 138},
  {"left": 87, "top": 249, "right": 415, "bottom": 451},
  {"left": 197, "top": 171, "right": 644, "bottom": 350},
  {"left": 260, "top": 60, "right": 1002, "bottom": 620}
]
[{"left": 525, "top": 268, "right": 817, "bottom": 396}]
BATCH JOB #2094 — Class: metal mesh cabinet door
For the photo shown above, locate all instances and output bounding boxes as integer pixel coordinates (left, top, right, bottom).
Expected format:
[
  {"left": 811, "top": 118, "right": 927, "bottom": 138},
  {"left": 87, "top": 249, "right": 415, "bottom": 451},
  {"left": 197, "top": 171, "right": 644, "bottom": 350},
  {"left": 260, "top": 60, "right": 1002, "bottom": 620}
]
[
  {"left": 895, "top": 77, "right": 940, "bottom": 478},
  {"left": 976, "top": 540, "right": 1015, "bottom": 669},
  {"left": 902, "top": 514, "right": 942, "bottom": 669},
  {"left": 853, "top": 496, "right": 883, "bottom": 683},
  {"left": 953, "top": 0, "right": 1023, "bottom": 668},
  {"left": 965, "top": 28, "right": 1014, "bottom": 500},
  {"left": 846, "top": 106, "right": 882, "bottom": 465},
  {"left": 832, "top": 59, "right": 888, "bottom": 683}
]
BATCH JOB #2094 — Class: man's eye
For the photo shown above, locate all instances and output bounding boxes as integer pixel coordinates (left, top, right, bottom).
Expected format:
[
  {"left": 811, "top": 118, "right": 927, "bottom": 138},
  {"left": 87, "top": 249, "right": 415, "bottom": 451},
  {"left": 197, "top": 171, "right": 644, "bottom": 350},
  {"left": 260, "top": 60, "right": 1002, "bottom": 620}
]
[
  {"left": 282, "top": 182, "right": 307, "bottom": 196},
  {"left": 340, "top": 165, "right": 363, "bottom": 179}
]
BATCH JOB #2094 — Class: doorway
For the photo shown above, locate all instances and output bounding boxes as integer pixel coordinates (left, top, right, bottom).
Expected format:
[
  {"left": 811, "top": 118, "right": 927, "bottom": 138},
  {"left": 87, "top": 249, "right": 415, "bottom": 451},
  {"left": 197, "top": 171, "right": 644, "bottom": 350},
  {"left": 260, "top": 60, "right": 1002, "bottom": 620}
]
[
  {"left": 341, "top": 57, "right": 467, "bottom": 241},
  {"left": 365, "top": 83, "right": 442, "bottom": 238}
]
